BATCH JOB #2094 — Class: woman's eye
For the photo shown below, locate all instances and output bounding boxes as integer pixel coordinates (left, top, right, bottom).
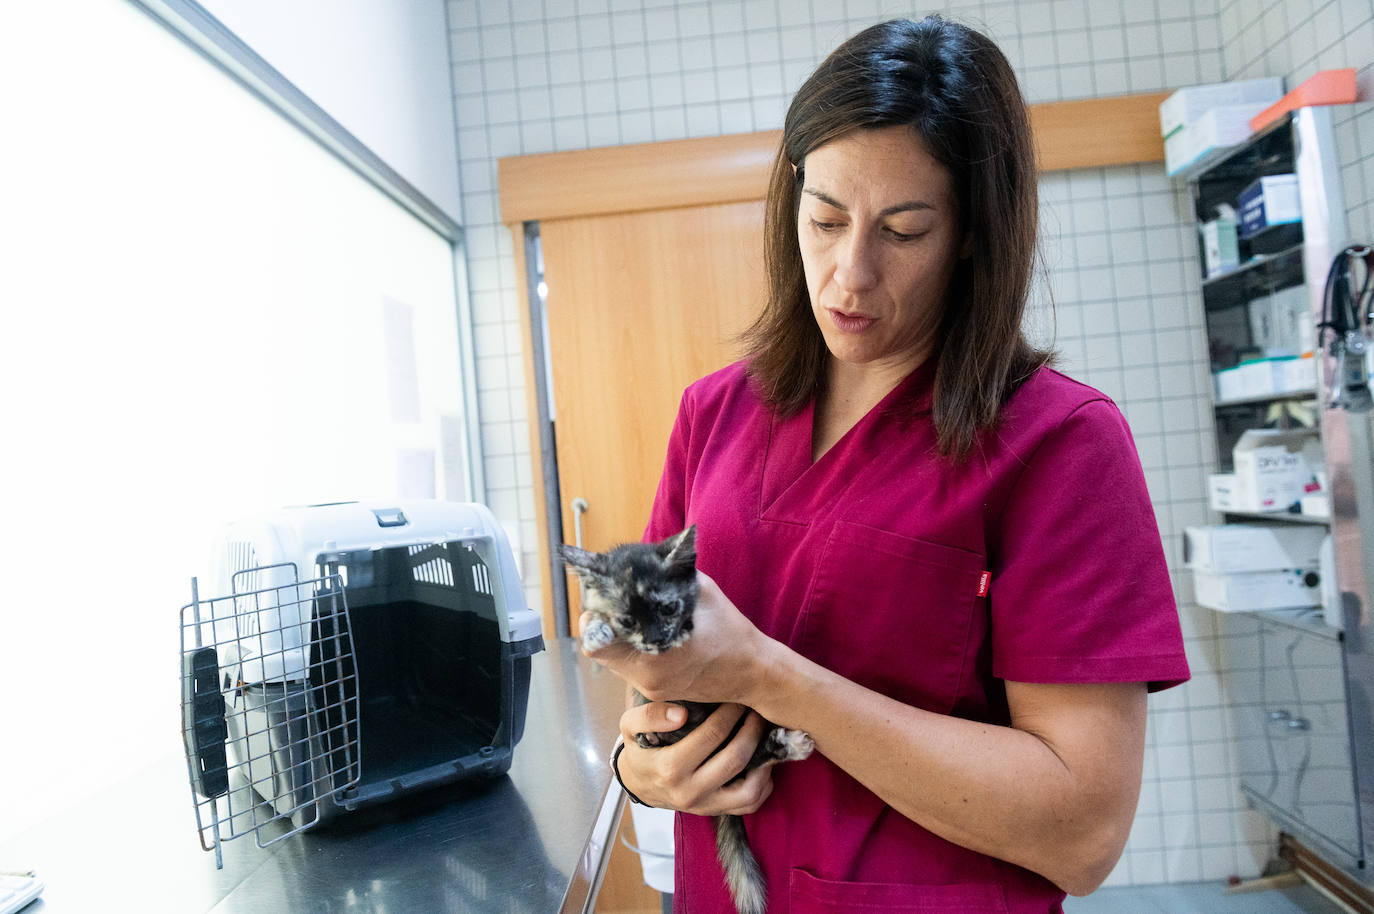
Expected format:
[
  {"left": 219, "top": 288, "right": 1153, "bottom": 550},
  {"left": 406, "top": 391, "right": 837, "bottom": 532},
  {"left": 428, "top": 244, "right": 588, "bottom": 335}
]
[
  {"left": 886, "top": 228, "right": 923, "bottom": 242},
  {"left": 809, "top": 218, "right": 842, "bottom": 233}
]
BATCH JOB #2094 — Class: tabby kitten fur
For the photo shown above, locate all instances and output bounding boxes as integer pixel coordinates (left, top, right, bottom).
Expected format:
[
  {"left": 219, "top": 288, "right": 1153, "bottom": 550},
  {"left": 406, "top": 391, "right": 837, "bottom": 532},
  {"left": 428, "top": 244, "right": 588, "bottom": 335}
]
[{"left": 561, "top": 526, "right": 814, "bottom": 914}]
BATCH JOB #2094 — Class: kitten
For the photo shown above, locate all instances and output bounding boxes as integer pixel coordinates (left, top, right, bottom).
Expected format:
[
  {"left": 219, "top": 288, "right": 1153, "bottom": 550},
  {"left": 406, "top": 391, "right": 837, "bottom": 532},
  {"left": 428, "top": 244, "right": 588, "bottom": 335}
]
[{"left": 561, "top": 526, "right": 814, "bottom": 914}]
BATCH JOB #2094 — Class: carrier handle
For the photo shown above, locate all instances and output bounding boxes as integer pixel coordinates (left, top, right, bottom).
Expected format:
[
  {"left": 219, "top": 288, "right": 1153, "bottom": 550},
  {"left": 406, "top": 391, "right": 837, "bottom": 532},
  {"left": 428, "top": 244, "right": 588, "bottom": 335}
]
[{"left": 182, "top": 647, "right": 229, "bottom": 800}]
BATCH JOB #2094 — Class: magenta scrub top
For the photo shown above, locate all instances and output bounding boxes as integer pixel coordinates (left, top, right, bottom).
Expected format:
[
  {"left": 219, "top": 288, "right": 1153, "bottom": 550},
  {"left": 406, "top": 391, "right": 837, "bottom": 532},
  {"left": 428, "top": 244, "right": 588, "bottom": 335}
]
[{"left": 642, "top": 357, "right": 1190, "bottom": 914}]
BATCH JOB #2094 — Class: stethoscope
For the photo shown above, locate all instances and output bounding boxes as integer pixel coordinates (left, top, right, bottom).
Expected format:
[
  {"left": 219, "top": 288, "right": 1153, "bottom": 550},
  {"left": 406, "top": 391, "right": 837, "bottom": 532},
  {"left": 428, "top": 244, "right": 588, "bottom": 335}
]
[{"left": 1319, "top": 245, "right": 1374, "bottom": 413}]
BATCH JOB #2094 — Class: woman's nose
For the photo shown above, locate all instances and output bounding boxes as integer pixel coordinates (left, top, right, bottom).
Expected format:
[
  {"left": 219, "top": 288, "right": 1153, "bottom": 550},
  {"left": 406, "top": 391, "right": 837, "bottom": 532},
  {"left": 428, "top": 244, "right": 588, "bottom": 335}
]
[{"left": 833, "top": 231, "right": 879, "bottom": 292}]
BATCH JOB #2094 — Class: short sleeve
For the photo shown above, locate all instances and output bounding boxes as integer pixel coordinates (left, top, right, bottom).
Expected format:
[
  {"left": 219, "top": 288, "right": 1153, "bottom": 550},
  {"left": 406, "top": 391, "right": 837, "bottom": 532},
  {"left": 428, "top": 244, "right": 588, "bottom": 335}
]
[
  {"left": 643, "top": 388, "right": 693, "bottom": 543},
  {"left": 990, "top": 398, "right": 1190, "bottom": 692}
]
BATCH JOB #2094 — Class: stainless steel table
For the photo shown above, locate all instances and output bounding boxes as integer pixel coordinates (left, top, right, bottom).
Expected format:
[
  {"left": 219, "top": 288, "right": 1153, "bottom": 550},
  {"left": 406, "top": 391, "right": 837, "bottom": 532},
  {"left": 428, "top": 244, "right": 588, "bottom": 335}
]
[{"left": 1, "top": 638, "right": 629, "bottom": 913}]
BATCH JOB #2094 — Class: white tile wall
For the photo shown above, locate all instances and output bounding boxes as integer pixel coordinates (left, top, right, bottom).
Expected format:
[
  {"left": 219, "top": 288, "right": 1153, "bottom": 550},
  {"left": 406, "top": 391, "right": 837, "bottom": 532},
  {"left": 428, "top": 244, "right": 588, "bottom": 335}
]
[
  {"left": 1219, "top": 0, "right": 1374, "bottom": 258},
  {"left": 445, "top": 0, "right": 1371, "bottom": 887}
]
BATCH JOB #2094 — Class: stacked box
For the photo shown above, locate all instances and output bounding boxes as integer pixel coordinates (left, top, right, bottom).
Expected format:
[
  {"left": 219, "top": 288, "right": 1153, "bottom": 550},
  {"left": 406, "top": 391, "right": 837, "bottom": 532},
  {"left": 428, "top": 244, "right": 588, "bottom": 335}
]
[
  {"left": 1159, "top": 77, "right": 1285, "bottom": 138},
  {"left": 1159, "top": 78, "right": 1284, "bottom": 179},
  {"left": 1186, "top": 523, "right": 1325, "bottom": 612},
  {"left": 1207, "top": 429, "right": 1323, "bottom": 513}
]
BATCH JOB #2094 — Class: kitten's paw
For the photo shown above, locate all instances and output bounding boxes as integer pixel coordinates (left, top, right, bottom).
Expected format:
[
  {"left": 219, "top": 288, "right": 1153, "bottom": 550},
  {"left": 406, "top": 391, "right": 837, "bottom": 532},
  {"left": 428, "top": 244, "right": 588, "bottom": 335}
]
[
  {"left": 580, "top": 618, "right": 615, "bottom": 652},
  {"left": 768, "top": 728, "right": 814, "bottom": 761}
]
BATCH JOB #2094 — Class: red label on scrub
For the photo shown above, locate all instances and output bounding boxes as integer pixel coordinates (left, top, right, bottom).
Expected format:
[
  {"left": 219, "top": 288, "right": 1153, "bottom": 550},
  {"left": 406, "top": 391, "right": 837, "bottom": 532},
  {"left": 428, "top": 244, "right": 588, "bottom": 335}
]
[{"left": 977, "top": 571, "right": 991, "bottom": 598}]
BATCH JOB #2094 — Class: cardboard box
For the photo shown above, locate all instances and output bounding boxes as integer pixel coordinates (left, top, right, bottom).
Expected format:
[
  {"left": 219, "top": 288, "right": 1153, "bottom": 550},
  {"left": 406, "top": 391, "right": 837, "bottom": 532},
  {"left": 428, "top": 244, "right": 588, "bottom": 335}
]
[
  {"left": 1279, "top": 353, "right": 1316, "bottom": 393},
  {"left": 1214, "top": 366, "right": 1246, "bottom": 403},
  {"left": 1202, "top": 216, "right": 1240, "bottom": 277},
  {"left": 1238, "top": 174, "right": 1300, "bottom": 239},
  {"left": 1184, "top": 524, "right": 1327, "bottom": 573},
  {"left": 1159, "top": 77, "right": 1284, "bottom": 137},
  {"left": 1301, "top": 493, "right": 1331, "bottom": 519},
  {"left": 1231, "top": 429, "right": 1323, "bottom": 512},
  {"left": 1192, "top": 567, "right": 1321, "bottom": 612},
  {"left": 1165, "top": 103, "right": 1273, "bottom": 178},
  {"left": 1214, "top": 357, "right": 1304, "bottom": 403},
  {"left": 1248, "top": 286, "right": 1309, "bottom": 357},
  {"left": 1209, "top": 473, "right": 1240, "bottom": 512}
]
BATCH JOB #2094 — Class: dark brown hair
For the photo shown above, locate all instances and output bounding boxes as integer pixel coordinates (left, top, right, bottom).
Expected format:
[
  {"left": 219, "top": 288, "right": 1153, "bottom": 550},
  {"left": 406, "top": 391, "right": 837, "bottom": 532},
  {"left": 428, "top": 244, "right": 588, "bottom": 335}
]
[{"left": 741, "top": 16, "right": 1053, "bottom": 462}]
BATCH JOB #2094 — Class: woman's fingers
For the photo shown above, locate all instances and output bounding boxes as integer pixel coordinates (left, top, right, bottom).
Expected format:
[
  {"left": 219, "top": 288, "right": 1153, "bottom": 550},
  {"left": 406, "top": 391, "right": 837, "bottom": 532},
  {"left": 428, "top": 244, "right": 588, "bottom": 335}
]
[
  {"left": 689, "top": 707, "right": 769, "bottom": 790},
  {"left": 620, "top": 700, "right": 687, "bottom": 743},
  {"left": 712, "top": 760, "right": 776, "bottom": 815},
  {"left": 616, "top": 703, "right": 779, "bottom": 815}
]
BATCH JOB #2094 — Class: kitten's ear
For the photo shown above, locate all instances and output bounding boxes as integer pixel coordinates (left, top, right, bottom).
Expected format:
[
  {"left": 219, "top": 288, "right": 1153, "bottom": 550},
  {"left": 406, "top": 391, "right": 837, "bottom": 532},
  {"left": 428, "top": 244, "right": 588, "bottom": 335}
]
[
  {"left": 559, "top": 544, "right": 608, "bottom": 577},
  {"left": 658, "top": 525, "right": 696, "bottom": 578}
]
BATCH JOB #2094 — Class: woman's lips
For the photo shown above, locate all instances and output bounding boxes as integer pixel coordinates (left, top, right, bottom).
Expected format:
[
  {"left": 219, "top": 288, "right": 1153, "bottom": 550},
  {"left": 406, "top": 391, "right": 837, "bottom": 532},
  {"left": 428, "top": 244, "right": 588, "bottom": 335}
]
[{"left": 827, "top": 308, "right": 876, "bottom": 333}]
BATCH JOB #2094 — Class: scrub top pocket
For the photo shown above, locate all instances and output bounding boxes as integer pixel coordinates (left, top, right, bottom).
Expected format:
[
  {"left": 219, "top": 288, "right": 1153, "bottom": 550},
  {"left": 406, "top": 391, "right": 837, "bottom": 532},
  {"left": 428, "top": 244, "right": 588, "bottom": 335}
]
[
  {"left": 789, "top": 867, "right": 1010, "bottom": 913},
  {"left": 796, "top": 521, "right": 985, "bottom": 715}
]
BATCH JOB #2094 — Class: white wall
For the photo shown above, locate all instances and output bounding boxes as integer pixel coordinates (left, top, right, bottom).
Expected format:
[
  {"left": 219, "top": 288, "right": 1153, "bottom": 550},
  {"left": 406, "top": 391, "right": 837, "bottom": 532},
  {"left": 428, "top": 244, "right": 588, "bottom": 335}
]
[
  {"left": 444, "top": 0, "right": 1368, "bottom": 887},
  {"left": 1217, "top": 0, "right": 1374, "bottom": 259},
  {"left": 201, "top": 0, "right": 464, "bottom": 223},
  {"left": 0, "top": 0, "right": 464, "bottom": 843}
]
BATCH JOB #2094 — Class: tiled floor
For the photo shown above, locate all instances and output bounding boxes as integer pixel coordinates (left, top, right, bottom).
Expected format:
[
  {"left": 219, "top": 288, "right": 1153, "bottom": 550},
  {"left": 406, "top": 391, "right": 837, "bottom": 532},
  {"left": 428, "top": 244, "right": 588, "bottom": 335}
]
[{"left": 1063, "top": 880, "right": 1349, "bottom": 913}]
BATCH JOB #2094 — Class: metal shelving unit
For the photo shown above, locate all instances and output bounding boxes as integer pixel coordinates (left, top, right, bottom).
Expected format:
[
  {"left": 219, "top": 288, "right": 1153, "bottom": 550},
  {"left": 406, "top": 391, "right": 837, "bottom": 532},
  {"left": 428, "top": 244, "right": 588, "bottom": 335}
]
[{"left": 1188, "top": 107, "right": 1367, "bottom": 878}]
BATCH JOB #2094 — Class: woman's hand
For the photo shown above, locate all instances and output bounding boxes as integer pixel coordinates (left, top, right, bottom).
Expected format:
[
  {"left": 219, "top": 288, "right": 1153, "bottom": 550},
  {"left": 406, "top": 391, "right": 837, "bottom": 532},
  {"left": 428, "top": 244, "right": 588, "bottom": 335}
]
[
  {"left": 616, "top": 700, "right": 776, "bottom": 815},
  {"left": 581, "top": 571, "right": 770, "bottom": 706}
]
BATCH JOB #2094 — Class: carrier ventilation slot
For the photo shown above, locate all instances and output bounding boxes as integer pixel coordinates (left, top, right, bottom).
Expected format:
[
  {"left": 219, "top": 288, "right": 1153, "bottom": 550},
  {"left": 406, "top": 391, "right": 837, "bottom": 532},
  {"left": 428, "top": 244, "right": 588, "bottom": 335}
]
[
  {"left": 226, "top": 541, "right": 259, "bottom": 587},
  {"left": 408, "top": 543, "right": 455, "bottom": 587},
  {"left": 405, "top": 542, "right": 491, "bottom": 595},
  {"left": 471, "top": 553, "right": 491, "bottom": 595}
]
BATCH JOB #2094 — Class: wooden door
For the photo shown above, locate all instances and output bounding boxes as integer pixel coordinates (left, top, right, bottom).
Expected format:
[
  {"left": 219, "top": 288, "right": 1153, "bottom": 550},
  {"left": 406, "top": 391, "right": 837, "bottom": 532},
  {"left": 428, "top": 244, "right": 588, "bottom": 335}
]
[
  {"left": 541, "top": 201, "right": 765, "bottom": 621},
  {"left": 540, "top": 203, "right": 764, "bottom": 913}
]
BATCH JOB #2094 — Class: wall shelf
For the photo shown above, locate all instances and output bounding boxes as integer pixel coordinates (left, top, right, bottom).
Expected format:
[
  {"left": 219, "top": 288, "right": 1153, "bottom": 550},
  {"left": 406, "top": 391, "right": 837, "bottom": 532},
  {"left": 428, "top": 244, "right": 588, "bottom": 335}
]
[
  {"left": 1220, "top": 509, "right": 1330, "bottom": 525},
  {"left": 1214, "top": 388, "right": 1318, "bottom": 409}
]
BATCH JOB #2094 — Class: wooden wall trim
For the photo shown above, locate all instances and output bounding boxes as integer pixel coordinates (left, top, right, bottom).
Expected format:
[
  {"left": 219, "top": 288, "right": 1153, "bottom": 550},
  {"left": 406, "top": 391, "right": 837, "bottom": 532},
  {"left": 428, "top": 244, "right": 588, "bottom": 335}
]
[
  {"left": 499, "top": 130, "right": 779, "bottom": 224},
  {"left": 1029, "top": 91, "right": 1172, "bottom": 172},
  {"left": 498, "top": 91, "right": 1170, "bottom": 224}
]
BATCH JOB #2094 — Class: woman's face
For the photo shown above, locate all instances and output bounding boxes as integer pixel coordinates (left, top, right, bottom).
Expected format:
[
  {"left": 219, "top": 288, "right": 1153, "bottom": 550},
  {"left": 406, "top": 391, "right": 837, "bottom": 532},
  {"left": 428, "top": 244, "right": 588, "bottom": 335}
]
[{"left": 797, "top": 125, "right": 966, "bottom": 376}]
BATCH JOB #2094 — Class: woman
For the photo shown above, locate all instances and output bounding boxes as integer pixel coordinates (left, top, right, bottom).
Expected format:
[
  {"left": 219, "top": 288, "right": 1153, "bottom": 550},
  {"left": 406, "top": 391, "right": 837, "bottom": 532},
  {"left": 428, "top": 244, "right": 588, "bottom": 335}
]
[{"left": 584, "top": 16, "right": 1189, "bottom": 913}]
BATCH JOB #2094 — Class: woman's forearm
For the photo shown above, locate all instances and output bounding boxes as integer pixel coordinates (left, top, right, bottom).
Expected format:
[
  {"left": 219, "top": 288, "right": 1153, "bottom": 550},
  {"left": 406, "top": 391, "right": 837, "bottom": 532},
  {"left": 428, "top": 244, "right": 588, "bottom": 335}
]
[{"left": 741, "top": 636, "right": 1146, "bottom": 896}]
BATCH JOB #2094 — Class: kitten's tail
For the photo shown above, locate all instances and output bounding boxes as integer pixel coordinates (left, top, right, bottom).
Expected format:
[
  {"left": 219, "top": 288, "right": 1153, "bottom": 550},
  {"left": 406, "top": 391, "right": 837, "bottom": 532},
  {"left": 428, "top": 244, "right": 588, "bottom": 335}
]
[{"left": 714, "top": 813, "right": 766, "bottom": 914}]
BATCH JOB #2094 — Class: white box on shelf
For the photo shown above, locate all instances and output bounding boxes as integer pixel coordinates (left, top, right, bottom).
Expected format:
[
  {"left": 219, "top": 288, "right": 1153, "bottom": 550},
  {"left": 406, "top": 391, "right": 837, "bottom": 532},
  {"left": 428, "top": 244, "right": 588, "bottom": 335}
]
[
  {"left": 1202, "top": 216, "right": 1240, "bottom": 277},
  {"left": 1278, "top": 353, "right": 1316, "bottom": 393},
  {"left": 1274, "top": 285, "right": 1315, "bottom": 355},
  {"left": 1184, "top": 524, "right": 1327, "bottom": 573},
  {"left": 1158, "top": 77, "right": 1284, "bottom": 138},
  {"left": 1165, "top": 103, "right": 1274, "bottom": 178},
  {"left": 1215, "top": 358, "right": 1303, "bottom": 402},
  {"left": 1214, "top": 366, "right": 1246, "bottom": 402},
  {"left": 1248, "top": 287, "right": 1308, "bottom": 357},
  {"left": 1231, "top": 428, "right": 1323, "bottom": 512},
  {"left": 1191, "top": 567, "right": 1321, "bottom": 612},
  {"left": 1238, "top": 174, "right": 1301, "bottom": 239},
  {"left": 1300, "top": 493, "right": 1330, "bottom": 519},
  {"left": 1209, "top": 473, "right": 1240, "bottom": 511}
]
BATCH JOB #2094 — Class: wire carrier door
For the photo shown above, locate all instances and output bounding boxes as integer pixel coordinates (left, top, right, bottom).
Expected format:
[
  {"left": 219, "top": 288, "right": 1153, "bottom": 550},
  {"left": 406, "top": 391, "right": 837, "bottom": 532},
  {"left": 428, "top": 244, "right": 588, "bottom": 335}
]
[{"left": 179, "top": 562, "right": 361, "bottom": 868}]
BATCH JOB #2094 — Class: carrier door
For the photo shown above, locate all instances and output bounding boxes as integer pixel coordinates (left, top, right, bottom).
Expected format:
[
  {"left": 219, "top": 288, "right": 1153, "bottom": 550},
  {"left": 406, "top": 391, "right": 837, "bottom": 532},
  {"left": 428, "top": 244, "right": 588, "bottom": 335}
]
[{"left": 179, "top": 564, "right": 361, "bottom": 868}]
